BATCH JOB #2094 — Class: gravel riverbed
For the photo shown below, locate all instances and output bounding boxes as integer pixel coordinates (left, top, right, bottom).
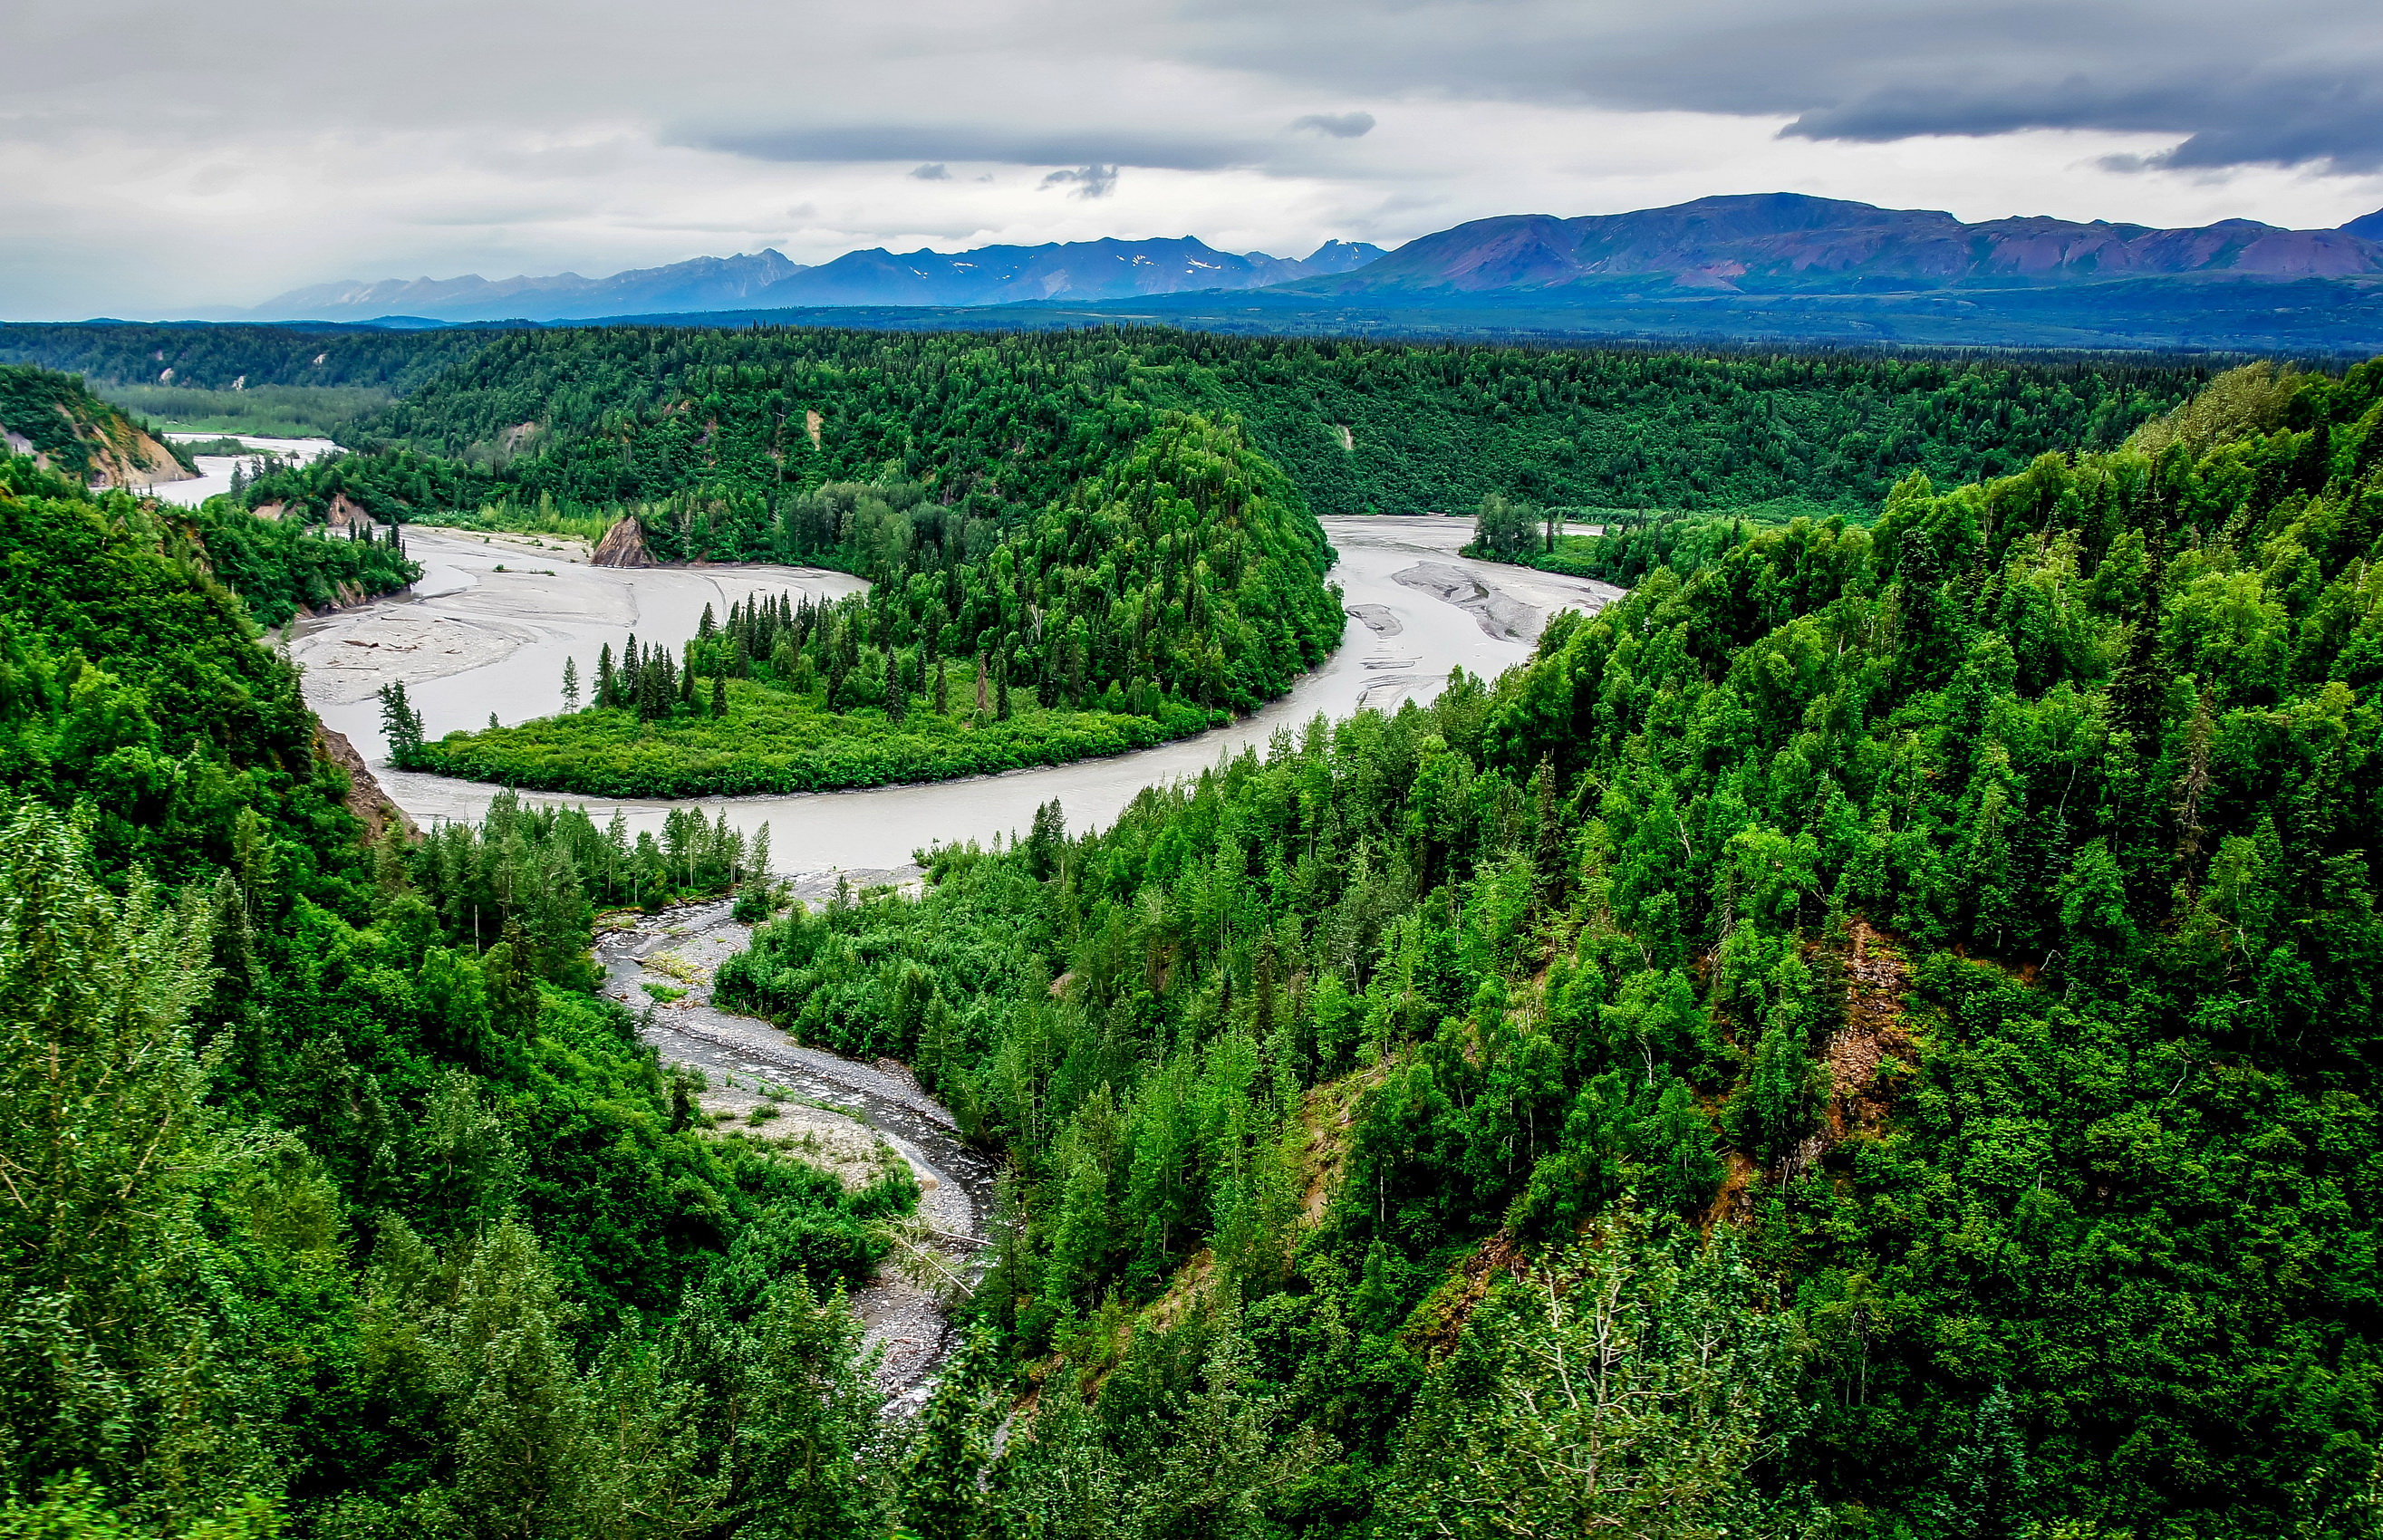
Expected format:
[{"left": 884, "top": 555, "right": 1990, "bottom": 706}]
[{"left": 595, "top": 872, "right": 994, "bottom": 1415}]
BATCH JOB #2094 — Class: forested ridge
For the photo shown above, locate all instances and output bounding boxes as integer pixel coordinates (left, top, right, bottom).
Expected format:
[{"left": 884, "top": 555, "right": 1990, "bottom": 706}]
[
  {"left": 223, "top": 323, "right": 2195, "bottom": 795},
  {"left": 702, "top": 358, "right": 2383, "bottom": 1536},
  {"left": 0, "top": 452, "right": 918, "bottom": 1538},
  {"left": 0, "top": 323, "right": 490, "bottom": 396},
  {"left": 224, "top": 324, "right": 2205, "bottom": 521}
]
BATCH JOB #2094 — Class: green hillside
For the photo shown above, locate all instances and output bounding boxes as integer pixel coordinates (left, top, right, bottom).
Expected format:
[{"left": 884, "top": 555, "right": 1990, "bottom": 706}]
[
  {"left": 0, "top": 449, "right": 910, "bottom": 1537},
  {"left": 0, "top": 363, "right": 196, "bottom": 486},
  {"left": 716, "top": 358, "right": 2383, "bottom": 1536}
]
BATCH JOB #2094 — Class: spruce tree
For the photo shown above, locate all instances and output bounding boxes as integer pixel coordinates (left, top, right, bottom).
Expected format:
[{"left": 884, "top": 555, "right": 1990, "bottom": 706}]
[
  {"left": 1930, "top": 1385, "right": 2037, "bottom": 1540},
  {"left": 378, "top": 681, "right": 425, "bottom": 765}
]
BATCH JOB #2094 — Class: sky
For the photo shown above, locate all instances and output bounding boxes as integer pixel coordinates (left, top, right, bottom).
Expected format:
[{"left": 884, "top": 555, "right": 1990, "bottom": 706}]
[{"left": 5, "top": 0, "right": 2382, "bottom": 318}]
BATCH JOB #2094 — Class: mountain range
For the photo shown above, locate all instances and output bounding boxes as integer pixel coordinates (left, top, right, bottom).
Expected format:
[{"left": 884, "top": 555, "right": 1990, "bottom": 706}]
[
  {"left": 1286, "top": 194, "right": 2383, "bottom": 300},
  {"left": 217, "top": 194, "right": 2383, "bottom": 351},
  {"left": 242, "top": 237, "right": 1384, "bottom": 322}
]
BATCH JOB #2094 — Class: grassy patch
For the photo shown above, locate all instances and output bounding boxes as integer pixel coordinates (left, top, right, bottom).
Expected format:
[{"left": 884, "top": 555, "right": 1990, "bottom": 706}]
[
  {"left": 91, "top": 382, "right": 392, "bottom": 437},
  {"left": 639, "top": 980, "right": 687, "bottom": 1003},
  {"left": 414, "top": 679, "right": 1222, "bottom": 798},
  {"left": 407, "top": 503, "right": 622, "bottom": 544}
]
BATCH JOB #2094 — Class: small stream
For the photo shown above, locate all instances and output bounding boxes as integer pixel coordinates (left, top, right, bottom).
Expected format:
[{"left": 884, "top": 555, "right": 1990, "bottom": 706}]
[
  {"left": 594, "top": 884, "right": 996, "bottom": 1412},
  {"left": 304, "top": 516, "right": 1621, "bottom": 1404}
]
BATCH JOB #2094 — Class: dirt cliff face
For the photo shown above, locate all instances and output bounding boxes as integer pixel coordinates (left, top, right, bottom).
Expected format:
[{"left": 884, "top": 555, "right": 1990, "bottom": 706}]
[
  {"left": 591, "top": 515, "right": 657, "bottom": 567},
  {"left": 314, "top": 723, "right": 418, "bottom": 842},
  {"left": 82, "top": 416, "right": 192, "bottom": 489}
]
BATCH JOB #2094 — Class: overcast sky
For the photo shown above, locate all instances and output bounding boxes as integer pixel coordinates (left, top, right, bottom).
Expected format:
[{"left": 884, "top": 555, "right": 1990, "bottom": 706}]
[{"left": 6, "top": 0, "right": 2382, "bottom": 318}]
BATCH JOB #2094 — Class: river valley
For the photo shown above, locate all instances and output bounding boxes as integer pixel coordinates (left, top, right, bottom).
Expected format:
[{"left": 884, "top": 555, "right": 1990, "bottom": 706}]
[
  {"left": 297, "top": 515, "right": 1621, "bottom": 1400},
  {"left": 301, "top": 517, "right": 1620, "bottom": 866}
]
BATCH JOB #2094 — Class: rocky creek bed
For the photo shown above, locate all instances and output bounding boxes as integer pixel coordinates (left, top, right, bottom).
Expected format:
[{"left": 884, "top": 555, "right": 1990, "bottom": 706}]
[{"left": 594, "top": 870, "right": 994, "bottom": 1416}]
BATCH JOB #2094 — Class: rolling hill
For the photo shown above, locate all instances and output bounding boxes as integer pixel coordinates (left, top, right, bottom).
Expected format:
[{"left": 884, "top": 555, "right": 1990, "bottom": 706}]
[{"left": 0, "top": 364, "right": 194, "bottom": 487}]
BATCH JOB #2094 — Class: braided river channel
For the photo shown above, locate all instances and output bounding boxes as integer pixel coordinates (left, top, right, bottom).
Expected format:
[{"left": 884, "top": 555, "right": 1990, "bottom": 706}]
[{"left": 287, "top": 515, "right": 1620, "bottom": 1400}]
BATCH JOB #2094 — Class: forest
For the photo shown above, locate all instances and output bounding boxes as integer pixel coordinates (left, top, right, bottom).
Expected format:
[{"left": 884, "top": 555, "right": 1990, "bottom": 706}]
[
  {"left": 4, "top": 320, "right": 2207, "bottom": 521},
  {"left": 707, "top": 357, "right": 2383, "bottom": 1536},
  {"left": 193, "top": 322, "right": 2199, "bottom": 795},
  {"left": 264, "top": 324, "right": 2203, "bottom": 523},
  {"left": 0, "top": 449, "right": 923, "bottom": 1539},
  {"left": 5, "top": 331, "right": 2378, "bottom": 1536}
]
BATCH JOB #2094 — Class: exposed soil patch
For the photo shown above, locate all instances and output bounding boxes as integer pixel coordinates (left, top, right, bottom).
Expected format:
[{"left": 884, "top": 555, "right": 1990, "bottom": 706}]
[
  {"left": 315, "top": 723, "right": 417, "bottom": 842},
  {"left": 1297, "top": 1069, "right": 1380, "bottom": 1225},
  {"left": 1403, "top": 1229, "right": 1527, "bottom": 1362},
  {"left": 591, "top": 516, "right": 655, "bottom": 567},
  {"left": 1827, "top": 919, "right": 1917, "bottom": 1142}
]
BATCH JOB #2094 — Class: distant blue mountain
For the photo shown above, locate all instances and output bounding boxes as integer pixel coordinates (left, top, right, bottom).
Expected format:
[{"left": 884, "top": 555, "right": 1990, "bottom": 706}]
[
  {"left": 746, "top": 236, "right": 1379, "bottom": 307},
  {"left": 244, "top": 250, "right": 807, "bottom": 324},
  {"left": 242, "top": 237, "right": 1384, "bottom": 322}
]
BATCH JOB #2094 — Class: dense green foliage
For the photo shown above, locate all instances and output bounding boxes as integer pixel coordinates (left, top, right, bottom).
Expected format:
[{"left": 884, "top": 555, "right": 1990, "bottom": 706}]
[
  {"left": 242, "top": 325, "right": 2195, "bottom": 795},
  {"left": 188, "top": 501, "right": 419, "bottom": 627},
  {"left": 94, "top": 383, "right": 398, "bottom": 438},
  {"left": 421, "top": 673, "right": 1196, "bottom": 798},
  {"left": 713, "top": 359, "right": 2383, "bottom": 1536},
  {"left": 0, "top": 323, "right": 487, "bottom": 394},
  {"left": 231, "top": 325, "right": 2199, "bottom": 519},
  {"left": 1189, "top": 335, "right": 2201, "bottom": 515},
  {"left": 0, "top": 455, "right": 913, "bottom": 1537}
]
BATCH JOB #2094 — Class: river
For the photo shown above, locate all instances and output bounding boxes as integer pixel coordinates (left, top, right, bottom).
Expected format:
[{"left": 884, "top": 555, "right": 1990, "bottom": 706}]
[
  {"left": 298, "top": 517, "right": 1621, "bottom": 868},
  {"left": 294, "top": 515, "right": 1620, "bottom": 1402},
  {"left": 150, "top": 434, "right": 342, "bottom": 505}
]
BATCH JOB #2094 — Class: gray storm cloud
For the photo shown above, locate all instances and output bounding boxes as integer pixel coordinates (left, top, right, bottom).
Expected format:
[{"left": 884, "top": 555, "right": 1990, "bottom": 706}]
[
  {"left": 1188, "top": 0, "right": 2383, "bottom": 172},
  {"left": 1293, "top": 112, "right": 1377, "bottom": 139},
  {"left": 4, "top": 0, "right": 2379, "bottom": 315},
  {"left": 1040, "top": 164, "right": 1122, "bottom": 198}
]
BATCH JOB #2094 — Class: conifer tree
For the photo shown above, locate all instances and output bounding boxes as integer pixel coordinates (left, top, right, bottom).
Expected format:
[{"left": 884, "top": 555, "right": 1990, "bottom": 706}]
[{"left": 378, "top": 680, "right": 425, "bottom": 765}]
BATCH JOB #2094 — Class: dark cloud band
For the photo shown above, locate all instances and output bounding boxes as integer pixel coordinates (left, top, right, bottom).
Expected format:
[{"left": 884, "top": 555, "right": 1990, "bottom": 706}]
[
  {"left": 673, "top": 121, "right": 1259, "bottom": 173},
  {"left": 1781, "top": 69, "right": 2383, "bottom": 173}
]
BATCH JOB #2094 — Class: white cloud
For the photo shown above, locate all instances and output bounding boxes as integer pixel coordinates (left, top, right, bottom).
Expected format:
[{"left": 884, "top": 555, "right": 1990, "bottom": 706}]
[{"left": 2, "top": 0, "right": 2378, "bottom": 317}]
